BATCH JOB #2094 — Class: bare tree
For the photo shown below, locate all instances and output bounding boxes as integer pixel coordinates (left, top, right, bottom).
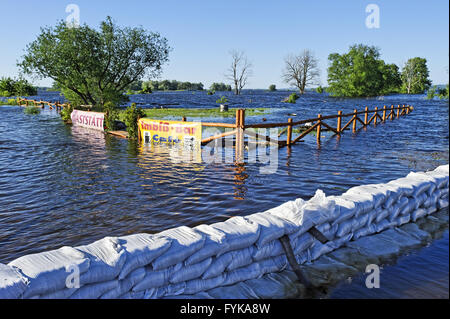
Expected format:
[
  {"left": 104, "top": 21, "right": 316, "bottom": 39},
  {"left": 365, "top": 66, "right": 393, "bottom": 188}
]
[
  {"left": 282, "top": 50, "right": 320, "bottom": 94},
  {"left": 226, "top": 50, "right": 253, "bottom": 95}
]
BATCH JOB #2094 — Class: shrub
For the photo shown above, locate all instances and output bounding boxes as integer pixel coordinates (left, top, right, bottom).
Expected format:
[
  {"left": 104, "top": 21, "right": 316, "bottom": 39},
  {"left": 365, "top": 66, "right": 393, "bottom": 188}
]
[
  {"left": 268, "top": 84, "right": 277, "bottom": 91},
  {"left": 24, "top": 106, "right": 41, "bottom": 115},
  {"left": 123, "top": 103, "right": 145, "bottom": 139},
  {"left": 104, "top": 101, "right": 119, "bottom": 131},
  {"left": 216, "top": 96, "right": 228, "bottom": 104},
  {"left": 207, "top": 90, "right": 215, "bottom": 95},
  {"left": 284, "top": 93, "right": 299, "bottom": 103},
  {"left": 316, "top": 86, "right": 324, "bottom": 94},
  {"left": 426, "top": 86, "right": 436, "bottom": 100},
  {"left": 60, "top": 103, "right": 74, "bottom": 122}
]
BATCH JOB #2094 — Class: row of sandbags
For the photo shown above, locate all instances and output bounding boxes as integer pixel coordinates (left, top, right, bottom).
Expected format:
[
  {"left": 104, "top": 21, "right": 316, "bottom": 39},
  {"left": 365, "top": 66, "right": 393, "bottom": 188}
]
[{"left": 0, "top": 164, "right": 448, "bottom": 299}]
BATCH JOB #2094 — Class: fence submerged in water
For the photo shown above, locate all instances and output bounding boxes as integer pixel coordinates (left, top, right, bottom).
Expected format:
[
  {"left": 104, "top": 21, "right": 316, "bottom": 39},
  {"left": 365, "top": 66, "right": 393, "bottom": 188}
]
[{"left": 0, "top": 164, "right": 448, "bottom": 299}]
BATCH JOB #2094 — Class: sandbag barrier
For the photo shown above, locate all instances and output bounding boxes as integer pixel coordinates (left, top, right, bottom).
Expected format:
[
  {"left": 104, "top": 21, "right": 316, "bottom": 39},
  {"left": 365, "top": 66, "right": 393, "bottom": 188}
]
[{"left": 0, "top": 165, "right": 448, "bottom": 299}]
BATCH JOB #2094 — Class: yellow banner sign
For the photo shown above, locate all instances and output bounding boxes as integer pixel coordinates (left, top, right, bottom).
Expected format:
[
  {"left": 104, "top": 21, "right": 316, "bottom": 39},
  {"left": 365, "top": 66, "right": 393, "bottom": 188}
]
[{"left": 139, "top": 118, "right": 202, "bottom": 145}]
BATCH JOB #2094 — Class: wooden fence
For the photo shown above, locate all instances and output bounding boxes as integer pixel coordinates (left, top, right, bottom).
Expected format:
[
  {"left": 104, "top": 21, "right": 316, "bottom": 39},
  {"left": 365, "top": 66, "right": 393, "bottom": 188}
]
[
  {"left": 16, "top": 98, "right": 70, "bottom": 111},
  {"left": 201, "top": 104, "right": 414, "bottom": 147}
]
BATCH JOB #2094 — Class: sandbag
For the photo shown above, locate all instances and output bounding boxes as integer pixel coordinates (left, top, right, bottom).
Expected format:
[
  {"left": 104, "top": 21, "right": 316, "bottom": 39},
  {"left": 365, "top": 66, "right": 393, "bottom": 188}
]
[
  {"left": 185, "top": 225, "right": 228, "bottom": 265},
  {"left": 226, "top": 246, "right": 256, "bottom": 271},
  {"left": 411, "top": 208, "right": 428, "bottom": 222},
  {"left": 292, "top": 232, "right": 315, "bottom": 255},
  {"left": 152, "top": 226, "right": 205, "bottom": 270},
  {"left": 8, "top": 246, "right": 90, "bottom": 298},
  {"left": 101, "top": 267, "right": 146, "bottom": 299},
  {"left": 75, "top": 237, "right": 126, "bottom": 285},
  {"left": 265, "top": 198, "right": 305, "bottom": 227},
  {"left": 341, "top": 191, "right": 373, "bottom": 216},
  {"left": 0, "top": 264, "right": 29, "bottom": 299},
  {"left": 201, "top": 252, "right": 233, "bottom": 280},
  {"left": 132, "top": 265, "right": 174, "bottom": 292},
  {"left": 120, "top": 291, "right": 145, "bottom": 299},
  {"left": 405, "top": 172, "right": 437, "bottom": 197},
  {"left": 222, "top": 263, "right": 261, "bottom": 287},
  {"left": 169, "top": 258, "right": 212, "bottom": 284},
  {"left": 353, "top": 224, "right": 378, "bottom": 240},
  {"left": 246, "top": 212, "right": 297, "bottom": 248},
  {"left": 375, "top": 208, "right": 390, "bottom": 224},
  {"left": 70, "top": 280, "right": 118, "bottom": 299},
  {"left": 329, "top": 196, "right": 357, "bottom": 224},
  {"left": 40, "top": 287, "right": 77, "bottom": 299},
  {"left": 424, "top": 170, "right": 449, "bottom": 189},
  {"left": 252, "top": 239, "right": 284, "bottom": 261},
  {"left": 299, "top": 190, "right": 336, "bottom": 226},
  {"left": 118, "top": 233, "right": 172, "bottom": 279},
  {"left": 345, "top": 184, "right": 392, "bottom": 209},
  {"left": 210, "top": 216, "right": 260, "bottom": 253},
  {"left": 434, "top": 164, "right": 449, "bottom": 175},
  {"left": 184, "top": 274, "right": 226, "bottom": 295},
  {"left": 257, "top": 255, "right": 288, "bottom": 275}
]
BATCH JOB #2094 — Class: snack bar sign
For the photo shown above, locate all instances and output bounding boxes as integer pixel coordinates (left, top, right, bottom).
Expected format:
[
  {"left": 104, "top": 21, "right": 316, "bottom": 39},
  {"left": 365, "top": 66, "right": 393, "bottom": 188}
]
[
  {"left": 71, "top": 110, "right": 105, "bottom": 131},
  {"left": 139, "top": 118, "right": 202, "bottom": 145}
]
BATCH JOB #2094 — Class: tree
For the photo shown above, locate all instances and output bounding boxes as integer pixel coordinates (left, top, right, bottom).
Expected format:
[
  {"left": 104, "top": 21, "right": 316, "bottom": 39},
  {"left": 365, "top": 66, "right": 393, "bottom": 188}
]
[
  {"left": 282, "top": 50, "right": 320, "bottom": 95},
  {"left": 401, "top": 57, "right": 432, "bottom": 94},
  {"left": 0, "top": 77, "right": 37, "bottom": 97},
  {"left": 19, "top": 17, "right": 170, "bottom": 108},
  {"left": 268, "top": 84, "right": 277, "bottom": 91},
  {"left": 327, "top": 44, "right": 401, "bottom": 97},
  {"left": 210, "top": 82, "right": 231, "bottom": 91},
  {"left": 225, "top": 50, "right": 252, "bottom": 95}
]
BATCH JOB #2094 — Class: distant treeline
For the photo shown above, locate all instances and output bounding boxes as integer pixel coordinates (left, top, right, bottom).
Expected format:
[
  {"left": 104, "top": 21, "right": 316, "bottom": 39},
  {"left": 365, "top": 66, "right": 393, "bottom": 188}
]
[
  {"left": 0, "top": 77, "right": 37, "bottom": 97},
  {"left": 129, "top": 80, "right": 204, "bottom": 93}
]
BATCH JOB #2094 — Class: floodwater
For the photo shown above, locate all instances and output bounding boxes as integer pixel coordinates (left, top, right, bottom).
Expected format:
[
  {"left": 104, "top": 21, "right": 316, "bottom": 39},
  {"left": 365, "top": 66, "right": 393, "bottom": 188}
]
[{"left": 0, "top": 90, "right": 448, "bottom": 298}]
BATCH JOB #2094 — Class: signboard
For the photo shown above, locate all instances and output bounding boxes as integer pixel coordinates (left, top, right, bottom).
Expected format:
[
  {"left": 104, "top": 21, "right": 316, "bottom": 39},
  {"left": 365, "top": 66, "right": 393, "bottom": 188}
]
[
  {"left": 139, "top": 118, "right": 202, "bottom": 146},
  {"left": 71, "top": 110, "right": 105, "bottom": 131}
]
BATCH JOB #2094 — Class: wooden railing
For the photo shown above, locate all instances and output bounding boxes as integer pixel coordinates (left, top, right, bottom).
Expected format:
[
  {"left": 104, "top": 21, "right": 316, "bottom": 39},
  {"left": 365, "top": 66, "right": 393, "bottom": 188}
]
[
  {"left": 200, "top": 104, "right": 414, "bottom": 147},
  {"left": 17, "top": 98, "right": 70, "bottom": 111}
]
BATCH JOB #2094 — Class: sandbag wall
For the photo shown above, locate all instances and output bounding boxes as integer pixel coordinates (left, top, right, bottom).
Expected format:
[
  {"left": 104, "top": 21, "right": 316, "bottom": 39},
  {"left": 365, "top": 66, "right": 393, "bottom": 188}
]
[{"left": 1, "top": 165, "right": 448, "bottom": 299}]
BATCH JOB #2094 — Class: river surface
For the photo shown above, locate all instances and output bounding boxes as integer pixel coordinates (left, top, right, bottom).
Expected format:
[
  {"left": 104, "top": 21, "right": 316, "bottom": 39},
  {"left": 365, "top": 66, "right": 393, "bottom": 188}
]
[{"left": 0, "top": 90, "right": 448, "bottom": 298}]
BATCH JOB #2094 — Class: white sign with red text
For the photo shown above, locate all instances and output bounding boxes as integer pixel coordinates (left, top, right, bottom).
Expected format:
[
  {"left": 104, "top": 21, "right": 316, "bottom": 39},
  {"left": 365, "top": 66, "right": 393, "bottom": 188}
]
[{"left": 71, "top": 110, "right": 105, "bottom": 131}]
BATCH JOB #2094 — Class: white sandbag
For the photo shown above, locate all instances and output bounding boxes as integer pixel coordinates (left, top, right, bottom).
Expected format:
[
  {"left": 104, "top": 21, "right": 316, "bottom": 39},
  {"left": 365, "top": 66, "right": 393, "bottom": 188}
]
[
  {"left": 434, "top": 164, "right": 449, "bottom": 175},
  {"left": 375, "top": 208, "right": 390, "bottom": 224},
  {"left": 308, "top": 241, "right": 337, "bottom": 261},
  {"left": 345, "top": 184, "right": 392, "bottom": 209},
  {"left": 388, "top": 196, "right": 409, "bottom": 221},
  {"left": 292, "top": 232, "right": 315, "bottom": 255},
  {"left": 226, "top": 246, "right": 256, "bottom": 271},
  {"left": 40, "top": 287, "right": 77, "bottom": 299},
  {"left": 411, "top": 208, "right": 428, "bottom": 222},
  {"left": 399, "top": 197, "right": 417, "bottom": 216},
  {"left": 169, "top": 258, "right": 212, "bottom": 284},
  {"left": 265, "top": 198, "right": 305, "bottom": 227},
  {"left": 406, "top": 172, "right": 437, "bottom": 197},
  {"left": 8, "top": 246, "right": 90, "bottom": 298},
  {"left": 252, "top": 240, "right": 284, "bottom": 261},
  {"left": 118, "top": 233, "right": 172, "bottom": 280},
  {"left": 316, "top": 222, "right": 334, "bottom": 240},
  {"left": 341, "top": 190, "right": 374, "bottom": 216},
  {"left": 222, "top": 263, "right": 261, "bottom": 287},
  {"left": 438, "top": 198, "right": 449, "bottom": 209},
  {"left": 132, "top": 265, "right": 174, "bottom": 292},
  {"left": 184, "top": 274, "right": 226, "bottom": 295},
  {"left": 300, "top": 190, "right": 336, "bottom": 225},
  {"left": 101, "top": 267, "right": 146, "bottom": 299},
  {"left": 70, "top": 280, "right": 118, "bottom": 299},
  {"left": 246, "top": 212, "right": 297, "bottom": 248},
  {"left": 257, "top": 255, "right": 288, "bottom": 275},
  {"left": 353, "top": 224, "right": 378, "bottom": 240},
  {"left": 375, "top": 219, "right": 397, "bottom": 233},
  {"left": 120, "top": 291, "right": 145, "bottom": 299},
  {"left": 425, "top": 171, "right": 449, "bottom": 189},
  {"left": 201, "top": 252, "right": 233, "bottom": 280},
  {"left": 210, "top": 216, "right": 260, "bottom": 253},
  {"left": 396, "top": 214, "right": 411, "bottom": 226},
  {"left": 164, "top": 282, "right": 187, "bottom": 297},
  {"left": 415, "top": 192, "right": 428, "bottom": 209},
  {"left": 352, "top": 213, "right": 369, "bottom": 232},
  {"left": 75, "top": 237, "right": 126, "bottom": 285},
  {"left": 387, "top": 177, "right": 415, "bottom": 197},
  {"left": 336, "top": 219, "right": 353, "bottom": 238},
  {"left": 329, "top": 196, "right": 358, "bottom": 225},
  {"left": 0, "top": 264, "right": 29, "bottom": 299},
  {"left": 152, "top": 226, "right": 205, "bottom": 270},
  {"left": 185, "top": 225, "right": 228, "bottom": 265},
  {"left": 207, "top": 281, "right": 260, "bottom": 299}
]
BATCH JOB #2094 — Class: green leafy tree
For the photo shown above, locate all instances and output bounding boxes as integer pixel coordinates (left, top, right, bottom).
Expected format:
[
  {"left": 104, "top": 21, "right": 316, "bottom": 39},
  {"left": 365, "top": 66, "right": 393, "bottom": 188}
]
[
  {"left": 268, "top": 84, "right": 277, "bottom": 91},
  {"left": 19, "top": 17, "right": 170, "bottom": 108},
  {"left": 210, "top": 82, "right": 232, "bottom": 91},
  {"left": 401, "top": 57, "right": 432, "bottom": 94},
  {"left": 327, "top": 44, "right": 401, "bottom": 97},
  {"left": 316, "top": 86, "right": 324, "bottom": 94},
  {"left": 0, "top": 77, "right": 37, "bottom": 97}
]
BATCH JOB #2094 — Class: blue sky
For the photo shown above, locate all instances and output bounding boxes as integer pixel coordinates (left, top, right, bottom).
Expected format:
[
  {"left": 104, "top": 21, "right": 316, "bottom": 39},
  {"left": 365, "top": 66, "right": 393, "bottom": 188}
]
[{"left": 0, "top": 0, "right": 448, "bottom": 89}]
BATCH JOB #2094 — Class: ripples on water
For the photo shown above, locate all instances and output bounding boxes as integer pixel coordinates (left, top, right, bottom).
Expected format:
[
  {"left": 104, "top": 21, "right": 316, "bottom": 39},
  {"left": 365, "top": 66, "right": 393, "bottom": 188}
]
[{"left": 0, "top": 90, "right": 448, "bottom": 298}]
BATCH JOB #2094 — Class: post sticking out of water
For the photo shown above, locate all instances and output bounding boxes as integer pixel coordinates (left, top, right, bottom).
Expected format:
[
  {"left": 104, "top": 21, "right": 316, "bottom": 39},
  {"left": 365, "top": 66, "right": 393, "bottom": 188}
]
[
  {"left": 374, "top": 107, "right": 378, "bottom": 125},
  {"left": 337, "top": 110, "right": 342, "bottom": 133},
  {"left": 382, "top": 105, "right": 387, "bottom": 121},
  {"left": 317, "top": 114, "right": 322, "bottom": 144},
  {"left": 287, "top": 118, "right": 293, "bottom": 146},
  {"left": 364, "top": 107, "right": 369, "bottom": 126},
  {"left": 352, "top": 109, "right": 357, "bottom": 133}
]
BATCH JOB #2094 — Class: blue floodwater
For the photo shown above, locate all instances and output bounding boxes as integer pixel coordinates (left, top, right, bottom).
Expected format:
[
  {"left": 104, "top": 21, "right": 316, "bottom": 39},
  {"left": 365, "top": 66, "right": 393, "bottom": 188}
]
[{"left": 0, "top": 90, "right": 448, "bottom": 298}]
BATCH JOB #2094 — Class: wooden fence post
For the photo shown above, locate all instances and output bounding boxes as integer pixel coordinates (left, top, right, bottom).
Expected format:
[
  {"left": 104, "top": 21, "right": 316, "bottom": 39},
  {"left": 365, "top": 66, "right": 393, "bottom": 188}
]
[
  {"left": 316, "top": 114, "right": 322, "bottom": 144},
  {"left": 337, "top": 110, "right": 342, "bottom": 133},
  {"left": 364, "top": 107, "right": 368, "bottom": 126},
  {"left": 374, "top": 107, "right": 378, "bottom": 125},
  {"left": 390, "top": 105, "right": 394, "bottom": 120},
  {"left": 396, "top": 105, "right": 400, "bottom": 118},
  {"left": 382, "top": 105, "right": 387, "bottom": 121},
  {"left": 406, "top": 105, "right": 409, "bottom": 114},
  {"left": 287, "top": 118, "right": 293, "bottom": 146},
  {"left": 182, "top": 116, "right": 187, "bottom": 122},
  {"left": 352, "top": 109, "right": 357, "bottom": 133}
]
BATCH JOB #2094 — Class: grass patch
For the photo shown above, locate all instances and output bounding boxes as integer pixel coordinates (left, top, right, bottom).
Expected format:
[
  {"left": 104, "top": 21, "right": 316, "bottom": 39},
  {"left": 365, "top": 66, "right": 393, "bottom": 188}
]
[
  {"left": 24, "top": 106, "right": 41, "bottom": 115},
  {"left": 118, "top": 107, "right": 271, "bottom": 121},
  {"left": 0, "top": 98, "right": 19, "bottom": 106}
]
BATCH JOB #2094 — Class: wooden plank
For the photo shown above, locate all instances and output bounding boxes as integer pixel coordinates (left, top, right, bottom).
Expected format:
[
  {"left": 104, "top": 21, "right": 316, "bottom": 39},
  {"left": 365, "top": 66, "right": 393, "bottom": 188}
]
[
  {"left": 201, "top": 130, "right": 237, "bottom": 145},
  {"left": 292, "top": 122, "right": 319, "bottom": 144}
]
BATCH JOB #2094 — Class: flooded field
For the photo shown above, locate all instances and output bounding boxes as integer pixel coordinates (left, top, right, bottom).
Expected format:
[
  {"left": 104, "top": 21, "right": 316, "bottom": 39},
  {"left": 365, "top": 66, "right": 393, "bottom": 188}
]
[{"left": 0, "top": 90, "right": 448, "bottom": 298}]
